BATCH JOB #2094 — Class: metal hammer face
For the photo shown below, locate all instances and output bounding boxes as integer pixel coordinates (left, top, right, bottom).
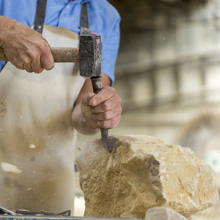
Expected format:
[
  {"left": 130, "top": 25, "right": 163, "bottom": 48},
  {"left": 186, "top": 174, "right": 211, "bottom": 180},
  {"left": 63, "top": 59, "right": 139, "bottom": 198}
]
[{"left": 79, "top": 33, "right": 101, "bottom": 77}]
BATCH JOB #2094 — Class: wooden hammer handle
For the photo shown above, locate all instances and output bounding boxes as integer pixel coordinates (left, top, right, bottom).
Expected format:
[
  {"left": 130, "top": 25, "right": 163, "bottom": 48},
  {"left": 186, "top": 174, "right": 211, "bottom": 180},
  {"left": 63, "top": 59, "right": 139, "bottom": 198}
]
[{"left": 0, "top": 47, "right": 79, "bottom": 63}]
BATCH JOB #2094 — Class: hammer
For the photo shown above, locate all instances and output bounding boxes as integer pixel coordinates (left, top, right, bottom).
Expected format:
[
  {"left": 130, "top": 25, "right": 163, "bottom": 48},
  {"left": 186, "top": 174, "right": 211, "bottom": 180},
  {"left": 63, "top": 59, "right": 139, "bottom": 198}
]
[{"left": 0, "top": 39, "right": 112, "bottom": 153}]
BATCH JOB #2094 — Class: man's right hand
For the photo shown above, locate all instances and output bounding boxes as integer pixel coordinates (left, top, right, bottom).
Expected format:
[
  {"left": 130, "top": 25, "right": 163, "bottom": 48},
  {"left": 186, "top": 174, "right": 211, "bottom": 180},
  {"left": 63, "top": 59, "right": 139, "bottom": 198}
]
[{"left": 0, "top": 16, "right": 54, "bottom": 73}]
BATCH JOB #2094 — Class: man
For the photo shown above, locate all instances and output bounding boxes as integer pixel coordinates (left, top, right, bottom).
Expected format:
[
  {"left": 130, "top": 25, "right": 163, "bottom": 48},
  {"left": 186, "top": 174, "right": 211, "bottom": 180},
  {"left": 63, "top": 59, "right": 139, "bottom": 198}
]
[{"left": 0, "top": 0, "right": 122, "bottom": 214}]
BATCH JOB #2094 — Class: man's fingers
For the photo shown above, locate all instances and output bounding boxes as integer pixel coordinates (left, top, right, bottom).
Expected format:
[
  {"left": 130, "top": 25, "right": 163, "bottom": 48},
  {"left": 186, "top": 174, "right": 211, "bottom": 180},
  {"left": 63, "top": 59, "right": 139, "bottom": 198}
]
[
  {"left": 97, "top": 114, "right": 121, "bottom": 129},
  {"left": 80, "top": 87, "right": 122, "bottom": 130},
  {"left": 40, "top": 41, "right": 54, "bottom": 71},
  {"left": 30, "top": 58, "right": 44, "bottom": 73},
  {"left": 89, "top": 87, "right": 116, "bottom": 106},
  {"left": 24, "top": 63, "right": 33, "bottom": 73},
  {"left": 92, "top": 105, "right": 122, "bottom": 121},
  {"left": 12, "top": 53, "right": 32, "bottom": 72},
  {"left": 91, "top": 96, "right": 121, "bottom": 113}
]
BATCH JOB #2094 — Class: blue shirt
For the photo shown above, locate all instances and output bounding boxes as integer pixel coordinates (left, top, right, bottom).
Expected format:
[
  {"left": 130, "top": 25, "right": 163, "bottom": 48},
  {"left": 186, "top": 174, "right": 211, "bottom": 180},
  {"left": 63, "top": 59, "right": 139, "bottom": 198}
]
[{"left": 0, "top": 0, "right": 120, "bottom": 83}]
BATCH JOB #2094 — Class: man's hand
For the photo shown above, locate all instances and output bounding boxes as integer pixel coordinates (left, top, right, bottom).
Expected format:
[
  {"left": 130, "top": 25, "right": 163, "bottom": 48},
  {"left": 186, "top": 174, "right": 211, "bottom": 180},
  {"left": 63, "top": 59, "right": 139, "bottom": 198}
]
[
  {"left": 0, "top": 16, "right": 54, "bottom": 73},
  {"left": 82, "top": 86, "right": 122, "bottom": 130},
  {"left": 72, "top": 74, "right": 122, "bottom": 135}
]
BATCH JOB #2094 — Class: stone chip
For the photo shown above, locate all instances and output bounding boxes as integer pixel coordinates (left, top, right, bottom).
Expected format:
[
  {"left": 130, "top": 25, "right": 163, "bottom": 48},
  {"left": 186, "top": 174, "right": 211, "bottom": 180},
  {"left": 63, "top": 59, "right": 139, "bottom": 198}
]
[{"left": 76, "top": 135, "right": 219, "bottom": 218}]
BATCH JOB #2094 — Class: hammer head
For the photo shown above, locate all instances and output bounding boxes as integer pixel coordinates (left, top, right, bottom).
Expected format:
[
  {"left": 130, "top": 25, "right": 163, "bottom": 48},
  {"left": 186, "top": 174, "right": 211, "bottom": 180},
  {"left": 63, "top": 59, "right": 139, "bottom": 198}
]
[{"left": 79, "top": 34, "right": 101, "bottom": 77}]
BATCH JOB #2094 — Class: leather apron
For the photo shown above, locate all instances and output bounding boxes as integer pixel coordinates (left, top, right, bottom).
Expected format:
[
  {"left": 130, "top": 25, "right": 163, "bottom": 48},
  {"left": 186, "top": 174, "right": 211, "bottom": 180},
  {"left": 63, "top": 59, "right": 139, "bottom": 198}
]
[{"left": 0, "top": 25, "right": 85, "bottom": 212}]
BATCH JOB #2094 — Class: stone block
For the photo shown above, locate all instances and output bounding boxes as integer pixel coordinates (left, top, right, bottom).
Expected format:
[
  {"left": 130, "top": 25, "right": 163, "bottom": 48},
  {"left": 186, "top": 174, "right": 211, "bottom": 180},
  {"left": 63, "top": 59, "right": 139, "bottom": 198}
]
[{"left": 76, "top": 135, "right": 219, "bottom": 218}]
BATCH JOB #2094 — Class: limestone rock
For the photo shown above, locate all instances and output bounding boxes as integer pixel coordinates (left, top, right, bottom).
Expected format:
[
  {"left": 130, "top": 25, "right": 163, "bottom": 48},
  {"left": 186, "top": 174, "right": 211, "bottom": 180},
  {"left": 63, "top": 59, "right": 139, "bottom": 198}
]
[
  {"left": 145, "top": 207, "right": 188, "bottom": 220},
  {"left": 76, "top": 135, "right": 219, "bottom": 218}
]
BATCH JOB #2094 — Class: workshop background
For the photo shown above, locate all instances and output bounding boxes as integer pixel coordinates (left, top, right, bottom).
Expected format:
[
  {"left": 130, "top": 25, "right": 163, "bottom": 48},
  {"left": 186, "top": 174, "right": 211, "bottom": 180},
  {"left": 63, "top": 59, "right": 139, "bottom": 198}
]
[{"left": 75, "top": 0, "right": 220, "bottom": 218}]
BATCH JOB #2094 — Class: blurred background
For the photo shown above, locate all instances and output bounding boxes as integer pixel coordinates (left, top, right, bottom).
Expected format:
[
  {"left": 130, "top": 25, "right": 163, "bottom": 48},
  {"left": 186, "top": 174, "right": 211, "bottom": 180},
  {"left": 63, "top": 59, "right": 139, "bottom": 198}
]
[{"left": 75, "top": 0, "right": 220, "bottom": 218}]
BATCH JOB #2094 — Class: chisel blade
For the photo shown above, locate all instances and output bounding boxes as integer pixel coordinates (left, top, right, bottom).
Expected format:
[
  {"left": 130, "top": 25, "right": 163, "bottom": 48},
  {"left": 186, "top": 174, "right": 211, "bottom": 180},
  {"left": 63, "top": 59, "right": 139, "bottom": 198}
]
[{"left": 100, "top": 128, "right": 113, "bottom": 153}]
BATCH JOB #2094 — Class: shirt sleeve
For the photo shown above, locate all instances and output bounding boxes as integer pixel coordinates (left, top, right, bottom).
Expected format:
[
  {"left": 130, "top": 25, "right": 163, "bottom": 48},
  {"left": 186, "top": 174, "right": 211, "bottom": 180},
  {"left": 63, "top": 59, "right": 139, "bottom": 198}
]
[{"left": 101, "top": 16, "right": 120, "bottom": 86}]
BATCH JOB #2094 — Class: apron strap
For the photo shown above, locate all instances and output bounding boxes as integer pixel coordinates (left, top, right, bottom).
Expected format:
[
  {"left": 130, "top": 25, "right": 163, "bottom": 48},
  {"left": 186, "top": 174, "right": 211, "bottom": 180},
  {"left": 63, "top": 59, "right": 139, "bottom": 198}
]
[
  {"left": 33, "top": 1, "right": 89, "bottom": 35},
  {"left": 80, "top": 2, "right": 91, "bottom": 34},
  {"left": 33, "top": 0, "right": 47, "bottom": 34}
]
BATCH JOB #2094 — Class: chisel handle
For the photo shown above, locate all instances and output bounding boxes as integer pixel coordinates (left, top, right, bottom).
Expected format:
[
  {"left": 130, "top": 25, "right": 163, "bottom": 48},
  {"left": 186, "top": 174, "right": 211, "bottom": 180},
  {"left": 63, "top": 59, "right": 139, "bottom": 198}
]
[
  {"left": 91, "top": 76, "right": 112, "bottom": 153},
  {"left": 0, "top": 47, "right": 79, "bottom": 63}
]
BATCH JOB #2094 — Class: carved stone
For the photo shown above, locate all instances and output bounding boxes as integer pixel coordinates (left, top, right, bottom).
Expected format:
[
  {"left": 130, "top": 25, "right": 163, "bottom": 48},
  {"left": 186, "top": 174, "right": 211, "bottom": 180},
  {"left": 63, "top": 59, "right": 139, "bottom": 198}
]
[{"left": 76, "top": 135, "right": 219, "bottom": 218}]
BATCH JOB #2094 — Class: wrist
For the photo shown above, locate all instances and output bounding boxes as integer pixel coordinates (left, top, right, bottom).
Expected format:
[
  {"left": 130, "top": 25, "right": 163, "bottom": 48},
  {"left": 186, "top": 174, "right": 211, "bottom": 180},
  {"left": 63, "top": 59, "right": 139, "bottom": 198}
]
[
  {"left": 0, "top": 16, "right": 8, "bottom": 46},
  {"left": 72, "top": 104, "right": 99, "bottom": 135},
  {"left": 0, "top": 16, "right": 17, "bottom": 47}
]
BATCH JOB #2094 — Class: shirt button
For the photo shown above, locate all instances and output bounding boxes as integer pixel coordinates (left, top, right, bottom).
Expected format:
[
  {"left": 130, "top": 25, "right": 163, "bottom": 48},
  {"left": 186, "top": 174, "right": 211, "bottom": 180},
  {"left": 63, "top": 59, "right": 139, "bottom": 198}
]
[{"left": 67, "top": 5, "right": 70, "bottom": 9}]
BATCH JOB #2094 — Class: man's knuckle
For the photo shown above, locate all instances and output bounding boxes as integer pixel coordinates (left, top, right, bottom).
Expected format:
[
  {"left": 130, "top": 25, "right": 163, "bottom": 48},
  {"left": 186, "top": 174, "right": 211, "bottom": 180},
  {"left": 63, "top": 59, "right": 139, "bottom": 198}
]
[
  {"left": 110, "top": 119, "right": 116, "bottom": 127},
  {"left": 35, "top": 41, "right": 46, "bottom": 55},
  {"left": 26, "top": 48, "right": 37, "bottom": 60},
  {"left": 101, "top": 90, "right": 108, "bottom": 98},
  {"left": 104, "top": 112, "right": 110, "bottom": 120},
  {"left": 112, "top": 117, "right": 120, "bottom": 128},
  {"left": 41, "top": 41, "right": 50, "bottom": 53},
  {"left": 40, "top": 44, "right": 47, "bottom": 53},
  {"left": 117, "top": 96, "right": 122, "bottom": 104},
  {"left": 35, "top": 39, "right": 44, "bottom": 49},
  {"left": 120, "top": 107, "right": 123, "bottom": 114},
  {"left": 118, "top": 106, "right": 122, "bottom": 114},
  {"left": 23, "top": 59, "right": 30, "bottom": 65},
  {"left": 31, "top": 52, "right": 39, "bottom": 60},
  {"left": 102, "top": 102, "right": 109, "bottom": 110}
]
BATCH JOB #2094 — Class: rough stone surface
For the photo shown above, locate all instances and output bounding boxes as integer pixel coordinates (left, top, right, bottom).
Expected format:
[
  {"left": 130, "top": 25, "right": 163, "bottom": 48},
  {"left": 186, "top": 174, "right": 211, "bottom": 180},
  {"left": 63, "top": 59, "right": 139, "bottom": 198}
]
[
  {"left": 76, "top": 135, "right": 219, "bottom": 218},
  {"left": 145, "top": 207, "right": 188, "bottom": 220}
]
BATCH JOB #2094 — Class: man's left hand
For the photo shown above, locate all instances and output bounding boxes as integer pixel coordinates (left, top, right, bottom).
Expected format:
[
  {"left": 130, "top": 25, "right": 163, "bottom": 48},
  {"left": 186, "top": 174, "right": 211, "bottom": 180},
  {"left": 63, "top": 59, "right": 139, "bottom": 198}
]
[{"left": 81, "top": 86, "right": 122, "bottom": 129}]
